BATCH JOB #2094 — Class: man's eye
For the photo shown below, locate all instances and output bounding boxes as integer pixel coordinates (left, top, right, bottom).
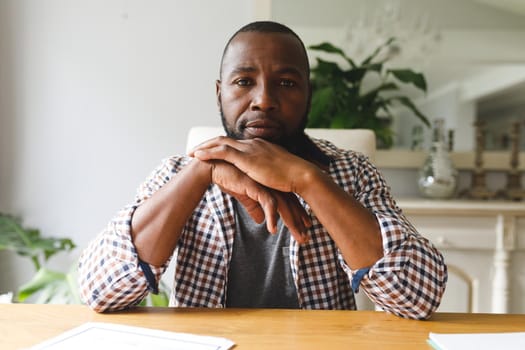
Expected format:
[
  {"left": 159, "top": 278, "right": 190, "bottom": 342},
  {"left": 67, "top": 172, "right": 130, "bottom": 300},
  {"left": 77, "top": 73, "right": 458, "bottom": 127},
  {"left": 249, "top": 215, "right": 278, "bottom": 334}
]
[
  {"left": 235, "top": 79, "right": 251, "bottom": 86},
  {"left": 280, "top": 79, "right": 296, "bottom": 87}
]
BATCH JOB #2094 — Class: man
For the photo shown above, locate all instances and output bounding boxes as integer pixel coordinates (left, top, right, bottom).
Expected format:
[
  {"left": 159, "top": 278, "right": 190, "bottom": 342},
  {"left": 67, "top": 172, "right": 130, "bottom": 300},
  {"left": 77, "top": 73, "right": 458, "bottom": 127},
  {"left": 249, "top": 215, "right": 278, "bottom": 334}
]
[{"left": 78, "top": 21, "right": 447, "bottom": 319}]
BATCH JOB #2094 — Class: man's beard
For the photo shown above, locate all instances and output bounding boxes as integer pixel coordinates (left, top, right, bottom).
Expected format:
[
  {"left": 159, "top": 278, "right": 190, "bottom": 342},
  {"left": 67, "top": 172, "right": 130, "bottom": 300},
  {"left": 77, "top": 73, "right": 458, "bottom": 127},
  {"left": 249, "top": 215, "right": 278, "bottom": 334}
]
[{"left": 219, "top": 107, "right": 309, "bottom": 153}]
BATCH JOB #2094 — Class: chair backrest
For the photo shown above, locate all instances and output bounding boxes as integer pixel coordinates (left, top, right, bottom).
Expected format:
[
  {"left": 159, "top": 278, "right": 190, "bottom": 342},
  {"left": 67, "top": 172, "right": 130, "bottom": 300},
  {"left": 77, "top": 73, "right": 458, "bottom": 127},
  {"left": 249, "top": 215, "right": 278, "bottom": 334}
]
[{"left": 186, "top": 126, "right": 376, "bottom": 160}]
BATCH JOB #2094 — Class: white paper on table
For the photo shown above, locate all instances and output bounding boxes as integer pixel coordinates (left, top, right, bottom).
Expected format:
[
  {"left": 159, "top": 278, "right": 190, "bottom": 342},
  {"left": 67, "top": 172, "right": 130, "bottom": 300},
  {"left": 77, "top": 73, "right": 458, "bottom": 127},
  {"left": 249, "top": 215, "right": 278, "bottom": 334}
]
[
  {"left": 27, "top": 322, "right": 235, "bottom": 350},
  {"left": 428, "top": 331, "right": 525, "bottom": 350}
]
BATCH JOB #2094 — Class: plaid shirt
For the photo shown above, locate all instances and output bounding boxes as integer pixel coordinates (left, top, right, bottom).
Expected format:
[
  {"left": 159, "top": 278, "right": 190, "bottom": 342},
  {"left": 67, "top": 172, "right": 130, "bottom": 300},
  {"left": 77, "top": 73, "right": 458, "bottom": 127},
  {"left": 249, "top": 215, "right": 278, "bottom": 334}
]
[{"left": 78, "top": 138, "right": 447, "bottom": 319}]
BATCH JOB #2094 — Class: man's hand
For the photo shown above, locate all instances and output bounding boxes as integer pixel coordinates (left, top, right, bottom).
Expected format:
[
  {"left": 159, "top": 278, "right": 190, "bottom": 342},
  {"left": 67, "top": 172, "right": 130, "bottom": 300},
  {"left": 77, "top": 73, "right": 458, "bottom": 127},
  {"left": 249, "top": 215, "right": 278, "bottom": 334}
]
[
  {"left": 209, "top": 160, "right": 311, "bottom": 243},
  {"left": 191, "top": 136, "right": 383, "bottom": 268},
  {"left": 190, "top": 137, "right": 317, "bottom": 194}
]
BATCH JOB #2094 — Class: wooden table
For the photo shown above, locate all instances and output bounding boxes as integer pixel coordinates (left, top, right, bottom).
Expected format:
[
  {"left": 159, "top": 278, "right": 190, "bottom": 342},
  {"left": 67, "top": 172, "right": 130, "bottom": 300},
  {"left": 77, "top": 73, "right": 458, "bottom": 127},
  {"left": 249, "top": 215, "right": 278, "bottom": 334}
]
[{"left": 1, "top": 304, "right": 525, "bottom": 349}]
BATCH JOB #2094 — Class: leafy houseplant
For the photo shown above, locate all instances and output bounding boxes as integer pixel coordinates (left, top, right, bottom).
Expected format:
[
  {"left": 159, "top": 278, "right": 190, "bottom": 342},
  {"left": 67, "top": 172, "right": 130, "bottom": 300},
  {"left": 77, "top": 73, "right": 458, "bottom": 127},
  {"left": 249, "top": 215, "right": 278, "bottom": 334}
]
[
  {"left": 0, "top": 213, "right": 78, "bottom": 303},
  {"left": 0, "top": 212, "right": 169, "bottom": 306},
  {"left": 307, "top": 38, "right": 431, "bottom": 148}
]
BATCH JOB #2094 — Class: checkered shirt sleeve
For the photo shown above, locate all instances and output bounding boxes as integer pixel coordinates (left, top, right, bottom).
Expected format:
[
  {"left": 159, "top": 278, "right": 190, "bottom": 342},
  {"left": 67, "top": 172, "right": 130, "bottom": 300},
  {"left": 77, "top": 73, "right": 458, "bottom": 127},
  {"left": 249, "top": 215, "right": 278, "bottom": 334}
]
[
  {"left": 78, "top": 157, "right": 190, "bottom": 312},
  {"left": 317, "top": 140, "right": 447, "bottom": 320}
]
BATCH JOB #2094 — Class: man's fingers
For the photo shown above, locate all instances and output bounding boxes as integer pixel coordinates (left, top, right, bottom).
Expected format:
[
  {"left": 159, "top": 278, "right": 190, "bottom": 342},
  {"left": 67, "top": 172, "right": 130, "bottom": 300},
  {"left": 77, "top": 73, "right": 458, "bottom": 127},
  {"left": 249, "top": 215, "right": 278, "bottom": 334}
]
[
  {"left": 208, "top": 159, "right": 310, "bottom": 242},
  {"left": 274, "top": 192, "right": 310, "bottom": 244},
  {"left": 235, "top": 197, "right": 265, "bottom": 224},
  {"left": 286, "top": 194, "right": 312, "bottom": 229},
  {"left": 192, "top": 145, "right": 238, "bottom": 162},
  {"left": 189, "top": 136, "right": 246, "bottom": 158},
  {"left": 211, "top": 161, "right": 279, "bottom": 232},
  {"left": 248, "top": 187, "right": 278, "bottom": 233}
]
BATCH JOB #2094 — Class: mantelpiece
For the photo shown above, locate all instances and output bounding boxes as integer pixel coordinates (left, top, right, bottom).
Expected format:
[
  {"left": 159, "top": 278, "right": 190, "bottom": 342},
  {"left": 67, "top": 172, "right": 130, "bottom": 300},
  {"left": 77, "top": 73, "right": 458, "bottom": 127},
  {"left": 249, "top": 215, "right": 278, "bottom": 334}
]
[
  {"left": 398, "top": 198, "right": 525, "bottom": 216},
  {"left": 397, "top": 198, "right": 525, "bottom": 313},
  {"left": 376, "top": 150, "right": 525, "bottom": 170}
]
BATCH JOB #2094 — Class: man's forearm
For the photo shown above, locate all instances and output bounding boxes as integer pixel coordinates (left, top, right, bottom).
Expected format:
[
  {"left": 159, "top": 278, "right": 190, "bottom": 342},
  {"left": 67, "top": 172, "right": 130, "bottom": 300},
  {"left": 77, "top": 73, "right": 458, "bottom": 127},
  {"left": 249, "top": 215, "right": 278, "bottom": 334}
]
[
  {"left": 296, "top": 167, "right": 383, "bottom": 269},
  {"left": 131, "top": 159, "right": 212, "bottom": 266}
]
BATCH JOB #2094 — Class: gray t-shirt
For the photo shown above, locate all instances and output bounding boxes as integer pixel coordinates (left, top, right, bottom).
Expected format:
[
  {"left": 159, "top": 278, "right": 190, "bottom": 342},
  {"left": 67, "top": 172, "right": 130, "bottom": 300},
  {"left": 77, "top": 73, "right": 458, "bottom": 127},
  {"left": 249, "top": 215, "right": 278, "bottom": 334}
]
[{"left": 226, "top": 200, "right": 300, "bottom": 308}]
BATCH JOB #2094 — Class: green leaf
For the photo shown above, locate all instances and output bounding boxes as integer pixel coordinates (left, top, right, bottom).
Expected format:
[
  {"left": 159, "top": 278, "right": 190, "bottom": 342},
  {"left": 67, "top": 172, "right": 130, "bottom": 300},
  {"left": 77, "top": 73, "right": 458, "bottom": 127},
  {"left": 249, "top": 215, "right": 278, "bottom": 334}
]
[
  {"left": 343, "top": 67, "right": 368, "bottom": 84},
  {"left": 329, "top": 113, "right": 349, "bottom": 128},
  {"left": 388, "top": 69, "right": 427, "bottom": 93},
  {"left": 311, "top": 58, "right": 344, "bottom": 81},
  {"left": 17, "top": 268, "right": 66, "bottom": 302},
  {"left": 150, "top": 292, "right": 170, "bottom": 307},
  {"left": 309, "top": 42, "right": 356, "bottom": 67},
  {"left": 375, "top": 127, "right": 395, "bottom": 149},
  {"left": 308, "top": 86, "right": 335, "bottom": 128},
  {"left": 0, "top": 213, "right": 76, "bottom": 271},
  {"left": 0, "top": 215, "right": 34, "bottom": 249},
  {"left": 362, "top": 37, "right": 395, "bottom": 65},
  {"left": 17, "top": 265, "right": 81, "bottom": 304},
  {"left": 362, "top": 63, "right": 383, "bottom": 73},
  {"left": 309, "top": 42, "right": 346, "bottom": 56},
  {"left": 362, "top": 83, "right": 399, "bottom": 102},
  {"left": 390, "top": 96, "right": 431, "bottom": 127}
]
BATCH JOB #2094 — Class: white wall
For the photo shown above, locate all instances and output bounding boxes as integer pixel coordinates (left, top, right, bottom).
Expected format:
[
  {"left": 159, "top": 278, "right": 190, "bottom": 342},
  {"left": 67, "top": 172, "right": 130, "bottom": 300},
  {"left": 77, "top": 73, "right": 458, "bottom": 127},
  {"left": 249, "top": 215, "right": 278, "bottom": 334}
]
[{"left": 0, "top": 0, "right": 255, "bottom": 293}]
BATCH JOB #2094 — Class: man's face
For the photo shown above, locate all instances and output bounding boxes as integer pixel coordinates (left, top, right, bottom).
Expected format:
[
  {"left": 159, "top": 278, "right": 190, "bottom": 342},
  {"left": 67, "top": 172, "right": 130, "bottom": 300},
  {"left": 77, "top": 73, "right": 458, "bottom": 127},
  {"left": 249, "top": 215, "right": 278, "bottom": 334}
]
[{"left": 217, "top": 32, "right": 310, "bottom": 147}]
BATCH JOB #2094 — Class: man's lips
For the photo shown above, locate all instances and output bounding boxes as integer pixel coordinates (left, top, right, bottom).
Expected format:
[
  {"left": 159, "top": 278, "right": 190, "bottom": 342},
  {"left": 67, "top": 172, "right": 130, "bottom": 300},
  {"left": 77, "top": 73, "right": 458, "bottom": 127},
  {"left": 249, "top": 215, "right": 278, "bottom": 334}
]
[
  {"left": 245, "top": 119, "right": 280, "bottom": 129},
  {"left": 244, "top": 119, "right": 282, "bottom": 139}
]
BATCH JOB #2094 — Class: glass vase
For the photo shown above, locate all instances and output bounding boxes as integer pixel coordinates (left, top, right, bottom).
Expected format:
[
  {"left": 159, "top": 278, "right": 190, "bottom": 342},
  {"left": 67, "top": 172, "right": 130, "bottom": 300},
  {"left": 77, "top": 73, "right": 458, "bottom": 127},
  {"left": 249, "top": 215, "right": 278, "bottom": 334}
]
[{"left": 418, "top": 120, "right": 458, "bottom": 199}]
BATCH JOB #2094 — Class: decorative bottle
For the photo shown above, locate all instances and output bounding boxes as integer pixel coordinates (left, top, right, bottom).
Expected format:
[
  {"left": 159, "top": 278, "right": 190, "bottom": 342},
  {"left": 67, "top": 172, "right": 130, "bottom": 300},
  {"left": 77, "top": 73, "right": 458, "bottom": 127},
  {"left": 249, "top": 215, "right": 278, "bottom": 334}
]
[{"left": 418, "top": 119, "right": 458, "bottom": 199}]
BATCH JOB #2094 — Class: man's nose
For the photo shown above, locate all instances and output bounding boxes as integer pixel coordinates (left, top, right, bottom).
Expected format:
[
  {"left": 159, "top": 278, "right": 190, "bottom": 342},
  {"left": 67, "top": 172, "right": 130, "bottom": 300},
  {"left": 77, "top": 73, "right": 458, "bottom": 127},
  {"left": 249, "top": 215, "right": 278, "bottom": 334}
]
[{"left": 250, "top": 84, "right": 277, "bottom": 112}]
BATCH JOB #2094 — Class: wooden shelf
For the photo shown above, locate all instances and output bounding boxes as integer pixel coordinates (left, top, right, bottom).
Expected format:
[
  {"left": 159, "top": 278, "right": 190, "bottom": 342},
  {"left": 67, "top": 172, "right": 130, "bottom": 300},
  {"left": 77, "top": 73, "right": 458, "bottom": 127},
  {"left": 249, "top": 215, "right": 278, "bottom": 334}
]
[
  {"left": 397, "top": 198, "right": 525, "bottom": 216},
  {"left": 375, "top": 150, "right": 525, "bottom": 171}
]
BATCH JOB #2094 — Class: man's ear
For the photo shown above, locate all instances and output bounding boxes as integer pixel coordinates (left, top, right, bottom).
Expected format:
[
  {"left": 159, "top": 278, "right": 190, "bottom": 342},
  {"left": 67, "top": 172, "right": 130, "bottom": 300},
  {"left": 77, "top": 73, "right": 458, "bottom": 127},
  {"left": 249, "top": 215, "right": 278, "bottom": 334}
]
[{"left": 216, "top": 80, "right": 221, "bottom": 109}]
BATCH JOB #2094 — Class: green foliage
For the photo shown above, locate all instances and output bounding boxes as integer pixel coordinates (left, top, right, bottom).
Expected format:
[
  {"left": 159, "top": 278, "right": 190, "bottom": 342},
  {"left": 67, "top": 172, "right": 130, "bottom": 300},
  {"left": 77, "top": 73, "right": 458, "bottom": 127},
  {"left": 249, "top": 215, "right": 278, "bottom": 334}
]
[
  {"left": 0, "top": 212, "right": 77, "bottom": 303},
  {"left": 307, "top": 38, "right": 431, "bottom": 148},
  {"left": 0, "top": 213, "right": 75, "bottom": 271},
  {"left": 17, "top": 266, "right": 81, "bottom": 304},
  {"left": 138, "top": 281, "right": 171, "bottom": 307},
  {"left": 0, "top": 212, "right": 169, "bottom": 306}
]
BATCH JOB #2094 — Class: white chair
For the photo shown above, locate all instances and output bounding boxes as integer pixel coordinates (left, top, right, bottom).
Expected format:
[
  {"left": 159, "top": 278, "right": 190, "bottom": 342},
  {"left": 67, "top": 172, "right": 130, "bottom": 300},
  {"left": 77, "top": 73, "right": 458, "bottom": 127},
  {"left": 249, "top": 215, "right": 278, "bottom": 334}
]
[{"left": 186, "top": 126, "right": 376, "bottom": 161}]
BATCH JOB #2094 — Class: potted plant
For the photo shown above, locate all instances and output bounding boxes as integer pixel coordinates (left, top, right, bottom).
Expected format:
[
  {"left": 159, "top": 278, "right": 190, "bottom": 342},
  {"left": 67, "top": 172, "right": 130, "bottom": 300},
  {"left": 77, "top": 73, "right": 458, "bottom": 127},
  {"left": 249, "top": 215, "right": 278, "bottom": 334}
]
[
  {"left": 0, "top": 212, "right": 169, "bottom": 306},
  {"left": 307, "top": 38, "right": 430, "bottom": 148},
  {"left": 0, "top": 213, "right": 78, "bottom": 303}
]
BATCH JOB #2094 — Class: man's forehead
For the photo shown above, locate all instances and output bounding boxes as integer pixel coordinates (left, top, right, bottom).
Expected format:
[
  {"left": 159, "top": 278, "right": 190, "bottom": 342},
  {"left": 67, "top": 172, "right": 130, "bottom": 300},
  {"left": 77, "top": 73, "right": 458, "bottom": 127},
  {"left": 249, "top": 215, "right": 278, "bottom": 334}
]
[{"left": 221, "top": 32, "right": 309, "bottom": 75}]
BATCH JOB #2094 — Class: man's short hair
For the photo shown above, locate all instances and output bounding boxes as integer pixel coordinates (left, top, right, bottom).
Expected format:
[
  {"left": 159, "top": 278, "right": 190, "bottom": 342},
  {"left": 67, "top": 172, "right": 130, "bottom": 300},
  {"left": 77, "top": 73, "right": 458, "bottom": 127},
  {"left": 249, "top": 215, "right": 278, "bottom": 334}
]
[{"left": 219, "top": 21, "right": 310, "bottom": 78}]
